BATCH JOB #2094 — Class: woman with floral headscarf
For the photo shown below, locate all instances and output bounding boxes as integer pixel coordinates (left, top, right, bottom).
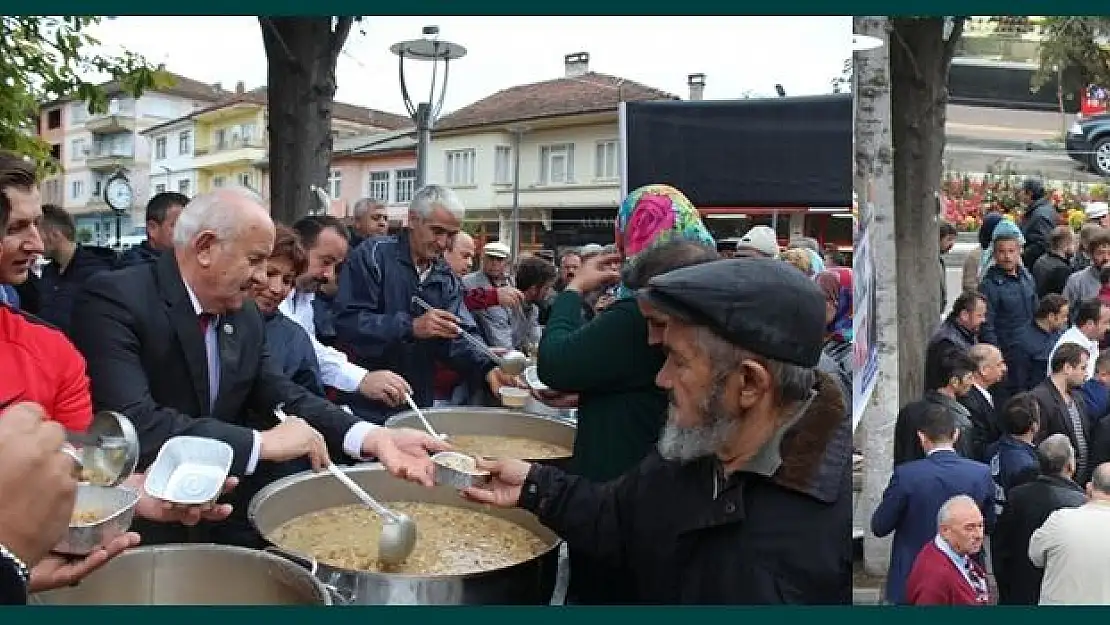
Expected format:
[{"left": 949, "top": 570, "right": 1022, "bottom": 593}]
[{"left": 535, "top": 184, "right": 717, "bottom": 604}]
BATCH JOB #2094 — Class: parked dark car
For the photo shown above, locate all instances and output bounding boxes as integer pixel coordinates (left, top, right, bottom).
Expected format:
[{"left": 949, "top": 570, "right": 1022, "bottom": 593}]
[{"left": 1066, "top": 113, "right": 1110, "bottom": 177}]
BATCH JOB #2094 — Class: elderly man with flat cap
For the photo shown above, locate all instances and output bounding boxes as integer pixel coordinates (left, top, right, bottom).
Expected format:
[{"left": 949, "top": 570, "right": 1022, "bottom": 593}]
[{"left": 464, "top": 258, "right": 852, "bottom": 604}]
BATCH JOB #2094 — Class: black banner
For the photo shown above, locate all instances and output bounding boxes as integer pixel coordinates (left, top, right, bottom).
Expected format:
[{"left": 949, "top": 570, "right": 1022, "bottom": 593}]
[{"left": 623, "top": 94, "right": 852, "bottom": 208}]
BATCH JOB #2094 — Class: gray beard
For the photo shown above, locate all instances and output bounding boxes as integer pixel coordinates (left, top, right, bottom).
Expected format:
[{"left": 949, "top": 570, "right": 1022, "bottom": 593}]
[{"left": 657, "top": 387, "right": 737, "bottom": 463}]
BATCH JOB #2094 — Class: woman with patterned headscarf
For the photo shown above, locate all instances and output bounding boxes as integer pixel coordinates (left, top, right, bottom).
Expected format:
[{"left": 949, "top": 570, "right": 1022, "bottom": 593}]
[{"left": 535, "top": 184, "right": 717, "bottom": 604}]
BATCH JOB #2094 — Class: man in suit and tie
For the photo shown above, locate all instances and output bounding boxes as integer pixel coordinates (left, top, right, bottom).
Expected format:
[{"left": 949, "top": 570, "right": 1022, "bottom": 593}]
[
  {"left": 871, "top": 405, "right": 995, "bottom": 605},
  {"left": 71, "top": 186, "right": 450, "bottom": 546},
  {"left": 962, "top": 343, "right": 1007, "bottom": 461}
]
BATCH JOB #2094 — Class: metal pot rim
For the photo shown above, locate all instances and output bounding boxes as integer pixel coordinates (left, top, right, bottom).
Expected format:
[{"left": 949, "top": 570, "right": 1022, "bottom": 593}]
[
  {"left": 383, "top": 406, "right": 577, "bottom": 429},
  {"left": 249, "top": 463, "right": 563, "bottom": 582}
]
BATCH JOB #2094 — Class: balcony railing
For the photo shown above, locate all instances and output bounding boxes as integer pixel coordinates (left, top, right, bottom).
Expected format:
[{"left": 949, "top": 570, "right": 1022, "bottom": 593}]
[
  {"left": 89, "top": 146, "right": 135, "bottom": 159},
  {"left": 193, "top": 137, "right": 266, "bottom": 156}
]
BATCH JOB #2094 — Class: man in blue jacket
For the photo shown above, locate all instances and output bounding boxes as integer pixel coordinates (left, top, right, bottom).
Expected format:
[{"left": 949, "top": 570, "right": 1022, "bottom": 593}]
[
  {"left": 332, "top": 185, "right": 516, "bottom": 422},
  {"left": 871, "top": 405, "right": 995, "bottom": 605},
  {"left": 980, "top": 230, "right": 1039, "bottom": 407}
]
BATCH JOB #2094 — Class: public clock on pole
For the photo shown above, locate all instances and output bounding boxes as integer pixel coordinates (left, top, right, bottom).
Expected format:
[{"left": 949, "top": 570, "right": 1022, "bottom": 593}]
[{"left": 104, "top": 172, "right": 134, "bottom": 214}]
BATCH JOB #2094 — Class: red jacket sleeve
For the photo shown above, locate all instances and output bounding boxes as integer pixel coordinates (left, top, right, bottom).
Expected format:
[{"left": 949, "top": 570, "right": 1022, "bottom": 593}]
[
  {"left": 464, "top": 286, "right": 500, "bottom": 312},
  {"left": 48, "top": 331, "right": 93, "bottom": 433},
  {"left": 905, "top": 547, "right": 952, "bottom": 605}
]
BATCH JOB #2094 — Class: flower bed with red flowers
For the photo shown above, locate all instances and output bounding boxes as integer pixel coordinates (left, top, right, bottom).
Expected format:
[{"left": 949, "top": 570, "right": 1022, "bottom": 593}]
[{"left": 940, "top": 170, "right": 1108, "bottom": 232}]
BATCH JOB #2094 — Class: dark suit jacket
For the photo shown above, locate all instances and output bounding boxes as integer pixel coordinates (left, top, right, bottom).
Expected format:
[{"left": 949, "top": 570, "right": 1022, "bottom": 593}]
[
  {"left": 992, "top": 474, "right": 1086, "bottom": 605},
  {"left": 71, "top": 253, "right": 363, "bottom": 542},
  {"left": 870, "top": 450, "right": 995, "bottom": 605},
  {"left": 959, "top": 386, "right": 1000, "bottom": 463},
  {"left": 1031, "top": 379, "right": 1093, "bottom": 485}
]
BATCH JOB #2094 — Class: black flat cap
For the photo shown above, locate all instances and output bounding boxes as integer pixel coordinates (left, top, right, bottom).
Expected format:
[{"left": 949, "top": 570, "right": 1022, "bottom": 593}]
[{"left": 640, "top": 258, "right": 826, "bottom": 367}]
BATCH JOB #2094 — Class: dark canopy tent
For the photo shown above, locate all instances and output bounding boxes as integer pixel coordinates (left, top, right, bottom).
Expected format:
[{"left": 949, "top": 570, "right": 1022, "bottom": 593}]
[{"left": 621, "top": 94, "right": 852, "bottom": 208}]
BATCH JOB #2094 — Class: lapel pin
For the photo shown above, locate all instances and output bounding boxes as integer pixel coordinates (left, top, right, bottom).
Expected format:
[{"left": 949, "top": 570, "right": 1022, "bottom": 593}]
[{"left": 223, "top": 323, "right": 234, "bottom": 335}]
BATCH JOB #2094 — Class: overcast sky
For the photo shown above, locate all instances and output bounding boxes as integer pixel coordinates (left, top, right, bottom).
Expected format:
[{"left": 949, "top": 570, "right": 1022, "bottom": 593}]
[{"left": 88, "top": 16, "right": 851, "bottom": 117}]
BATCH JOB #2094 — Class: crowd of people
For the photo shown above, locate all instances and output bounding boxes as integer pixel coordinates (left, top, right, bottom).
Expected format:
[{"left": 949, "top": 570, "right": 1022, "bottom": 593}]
[
  {"left": 0, "top": 149, "right": 855, "bottom": 604},
  {"left": 869, "top": 176, "right": 1110, "bottom": 605}
]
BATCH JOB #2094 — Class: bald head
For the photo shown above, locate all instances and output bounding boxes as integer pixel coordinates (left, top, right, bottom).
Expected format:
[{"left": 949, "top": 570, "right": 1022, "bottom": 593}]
[
  {"left": 445, "top": 231, "right": 476, "bottom": 276},
  {"left": 968, "top": 342, "right": 1007, "bottom": 387},
  {"left": 173, "top": 186, "right": 275, "bottom": 315},
  {"left": 937, "top": 494, "right": 985, "bottom": 556}
]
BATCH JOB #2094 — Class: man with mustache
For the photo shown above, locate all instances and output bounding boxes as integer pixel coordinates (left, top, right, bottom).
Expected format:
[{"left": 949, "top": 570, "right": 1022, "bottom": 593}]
[
  {"left": 280, "top": 216, "right": 412, "bottom": 409},
  {"left": 463, "top": 257, "right": 851, "bottom": 604}
]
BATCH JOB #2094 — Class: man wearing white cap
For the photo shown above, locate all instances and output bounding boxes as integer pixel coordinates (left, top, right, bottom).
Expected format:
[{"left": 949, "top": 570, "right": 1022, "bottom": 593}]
[
  {"left": 1086, "top": 202, "right": 1110, "bottom": 228},
  {"left": 733, "top": 225, "right": 780, "bottom": 259},
  {"left": 463, "top": 241, "right": 516, "bottom": 349}
]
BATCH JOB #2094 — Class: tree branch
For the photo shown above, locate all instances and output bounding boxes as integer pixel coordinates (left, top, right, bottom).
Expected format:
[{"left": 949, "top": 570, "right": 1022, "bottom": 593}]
[
  {"left": 942, "top": 16, "right": 967, "bottom": 62},
  {"left": 258, "top": 17, "right": 298, "bottom": 65},
  {"left": 329, "top": 17, "right": 355, "bottom": 66}
]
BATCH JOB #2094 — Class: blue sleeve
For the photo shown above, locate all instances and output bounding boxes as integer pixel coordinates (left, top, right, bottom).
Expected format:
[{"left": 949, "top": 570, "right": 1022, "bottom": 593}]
[
  {"left": 979, "top": 278, "right": 1000, "bottom": 346},
  {"left": 981, "top": 470, "right": 998, "bottom": 531},
  {"left": 333, "top": 245, "right": 414, "bottom": 360},
  {"left": 870, "top": 469, "right": 907, "bottom": 538}
]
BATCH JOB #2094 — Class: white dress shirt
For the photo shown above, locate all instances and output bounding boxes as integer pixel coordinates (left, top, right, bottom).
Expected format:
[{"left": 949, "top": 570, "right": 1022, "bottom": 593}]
[
  {"left": 279, "top": 290, "right": 367, "bottom": 392},
  {"left": 1047, "top": 326, "right": 1099, "bottom": 380},
  {"left": 184, "top": 283, "right": 378, "bottom": 475}
]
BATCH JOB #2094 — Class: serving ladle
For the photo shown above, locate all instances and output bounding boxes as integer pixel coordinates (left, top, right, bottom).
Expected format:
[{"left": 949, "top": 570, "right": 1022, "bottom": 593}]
[
  {"left": 273, "top": 404, "right": 416, "bottom": 566},
  {"left": 410, "top": 295, "right": 530, "bottom": 376},
  {"left": 403, "top": 393, "right": 448, "bottom": 442}
]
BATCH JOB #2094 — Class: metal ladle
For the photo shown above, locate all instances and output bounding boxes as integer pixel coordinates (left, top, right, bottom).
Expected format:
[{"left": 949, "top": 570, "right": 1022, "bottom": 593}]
[
  {"left": 403, "top": 393, "right": 447, "bottom": 441},
  {"left": 273, "top": 404, "right": 416, "bottom": 566},
  {"left": 410, "top": 295, "right": 530, "bottom": 375},
  {"left": 65, "top": 410, "right": 141, "bottom": 487}
]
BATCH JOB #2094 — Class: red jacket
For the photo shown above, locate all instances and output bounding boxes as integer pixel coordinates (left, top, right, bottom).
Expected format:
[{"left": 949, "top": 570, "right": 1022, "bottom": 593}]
[
  {"left": 905, "top": 540, "right": 994, "bottom": 606},
  {"left": 0, "top": 305, "right": 92, "bottom": 432}
]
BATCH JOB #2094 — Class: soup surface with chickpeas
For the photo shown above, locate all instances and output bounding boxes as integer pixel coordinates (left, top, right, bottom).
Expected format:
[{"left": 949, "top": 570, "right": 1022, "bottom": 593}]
[{"left": 269, "top": 502, "right": 551, "bottom": 575}]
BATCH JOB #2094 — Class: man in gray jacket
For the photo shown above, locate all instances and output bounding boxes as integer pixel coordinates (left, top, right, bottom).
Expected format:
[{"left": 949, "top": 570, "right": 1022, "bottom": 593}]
[{"left": 463, "top": 241, "right": 514, "bottom": 348}]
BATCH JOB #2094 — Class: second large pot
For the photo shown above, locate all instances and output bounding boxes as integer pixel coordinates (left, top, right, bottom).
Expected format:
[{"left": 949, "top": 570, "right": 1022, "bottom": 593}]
[
  {"left": 385, "top": 407, "right": 576, "bottom": 470},
  {"left": 250, "top": 463, "right": 562, "bottom": 605}
]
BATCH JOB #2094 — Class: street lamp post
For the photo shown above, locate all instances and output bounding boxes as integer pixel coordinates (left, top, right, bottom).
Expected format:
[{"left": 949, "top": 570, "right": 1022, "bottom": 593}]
[{"left": 390, "top": 26, "right": 467, "bottom": 191}]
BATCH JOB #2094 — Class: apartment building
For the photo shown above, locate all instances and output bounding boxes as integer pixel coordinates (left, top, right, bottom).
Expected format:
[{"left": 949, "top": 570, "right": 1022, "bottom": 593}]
[
  {"left": 38, "top": 73, "right": 226, "bottom": 244},
  {"left": 427, "top": 52, "right": 678, "bottom": 253},
  {"left": 148, "top": 89, "right": 411, "bottom": 210}
]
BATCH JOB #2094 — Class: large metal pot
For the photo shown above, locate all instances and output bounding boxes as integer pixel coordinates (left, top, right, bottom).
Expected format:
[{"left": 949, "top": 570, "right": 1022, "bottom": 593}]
[
  {"left": 385, "top": 407, "right": 576, "bottom": 469},
  {"left": 250, "top": 463, "right": 562, "bottom": 605},
  {"left": 30, "top": 544, "right": 332, "bottom": 605}
]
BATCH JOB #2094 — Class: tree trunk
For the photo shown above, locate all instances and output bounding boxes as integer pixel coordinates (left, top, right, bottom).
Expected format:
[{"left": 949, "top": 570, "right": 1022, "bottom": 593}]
[
  {"left": 259, "top": 17, "right": 353, "bottom": 225},
  {"left": 889, "top": 17, "right": 965, "bottom": 402},
  {"left": 852, "top": 15, "right": 900, "bottom": 580}
]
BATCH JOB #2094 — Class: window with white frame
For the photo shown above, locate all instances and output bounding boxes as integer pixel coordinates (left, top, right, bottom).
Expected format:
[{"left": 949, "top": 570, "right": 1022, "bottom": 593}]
[
  {"left": 70, "top": 180, "right": 84, "bottom": 200},
  {"left": 494, "top": 146, "right": 512, "bottom": 184},
  {"left": 595, "top": 140, "right": 618, "bottom": 180},
  {"left": 368, "top": 171, "right": 390, "bottom": 203},
  {"left": 70, "top": 139, "right": 86, "bottom": 162},
  {"left": 178, "top": 131, "right": 192, "bottom": 156},
  {"left": 328, "top": 170, "right": 342, "bottom": 199},
  {"left": 445, "top": 149, "right": 476, "bottom": 186},
  {"left": 238, "top": 172, "right": 253, "bottom": 189},
  {"left": 155, "top": 183, "right": 166, "bottom": 194},
  {"left": 213, "top": 176, "right": 225, "bottom": 188},
  {"left": 214, "top": 129, "right": 227, "bottom": 150},
  {"left": 155, "top": 137, "right": 167, "bottom": 160},
  {"left": 395, "top": 169, "right": 417, "bottom": 204},
  {"left": 178, "top": 179, "right": 190, "bottom": 195},
  {"left": 539, "top": 144, "right": 575, "bottom": 185}
]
